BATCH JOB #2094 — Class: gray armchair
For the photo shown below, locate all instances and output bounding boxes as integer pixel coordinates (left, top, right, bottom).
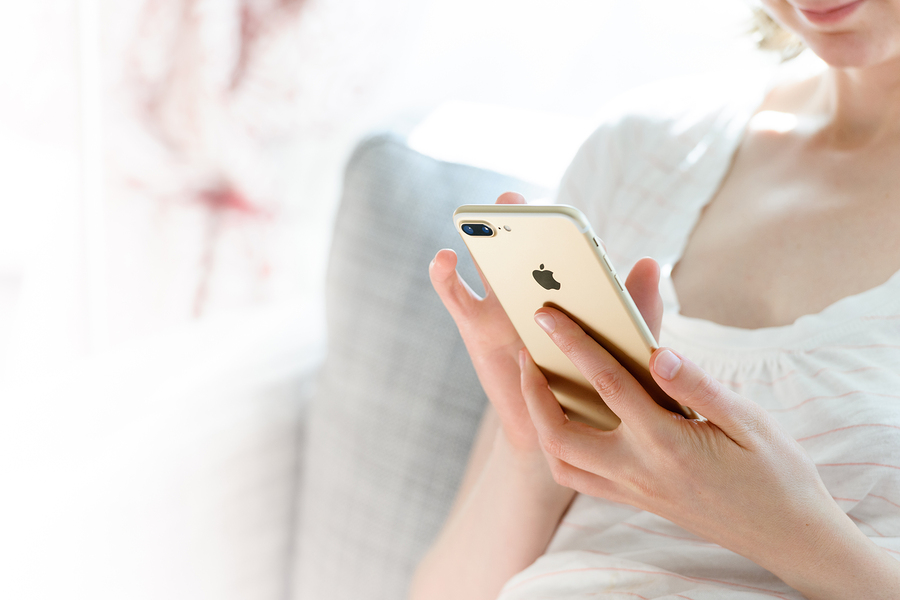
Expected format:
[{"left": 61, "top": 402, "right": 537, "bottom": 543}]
[{"left": 291, "top": 132, "right": 550, "bottom": 599}]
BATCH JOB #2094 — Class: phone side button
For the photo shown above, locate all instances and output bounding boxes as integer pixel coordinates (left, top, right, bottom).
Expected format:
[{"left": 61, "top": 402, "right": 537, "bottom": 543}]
[
  {"left": 602, "top": 253, "right": 614, "bottom": 271},
  {"left": 614, "top": 274, "right": 625, "bottom": 291}
]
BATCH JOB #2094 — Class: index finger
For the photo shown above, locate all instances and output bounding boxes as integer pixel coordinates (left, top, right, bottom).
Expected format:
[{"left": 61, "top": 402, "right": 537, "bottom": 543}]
[{"left": 533, "top": 306, "right": 671, "bottom": 429}]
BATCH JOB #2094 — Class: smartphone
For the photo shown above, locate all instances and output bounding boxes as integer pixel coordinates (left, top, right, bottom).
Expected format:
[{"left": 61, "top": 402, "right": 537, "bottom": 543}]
[{"left": 454, "top": 203, "right": 696, "bottom": 430}]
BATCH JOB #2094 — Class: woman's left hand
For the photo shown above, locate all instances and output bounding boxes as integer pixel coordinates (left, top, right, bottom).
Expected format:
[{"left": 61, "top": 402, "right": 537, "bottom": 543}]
[{"left": 520, "top": 302, "right": 867, "bottom": 592}]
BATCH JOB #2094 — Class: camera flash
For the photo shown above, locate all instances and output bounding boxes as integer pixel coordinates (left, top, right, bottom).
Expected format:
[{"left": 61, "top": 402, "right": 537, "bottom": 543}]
[{"left": 503, "top": 225, "right": 511, "bottom": 231}]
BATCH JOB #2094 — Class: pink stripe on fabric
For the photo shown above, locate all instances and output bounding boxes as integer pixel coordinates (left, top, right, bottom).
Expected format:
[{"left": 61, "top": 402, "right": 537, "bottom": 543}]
[
  {"left": 692, "top": 343, "right": 900, "bottom": 358},
  {"left": 561, "top": 521, "right": 712, "bottom": 544},
  {"left": 849, "top": 514, "right": 886, "bottom": 537},
  {"left": 581, "top": 549, "right": 613, "bottom": 556},
  {"left": 797, "top": 423, "right": 900, "bottom": 442},
  {"left": 818, "top": 462, "right": 900, "bottom": 471},
  {"left": 503, "top": 566, "right": 793, "bottom": 599},
  {"left": 769, "top": 390, "right": 900, "bottom": 413},
  {"left": 871, "top": 494, "right": 900, "bottom": 509},
  {"left": 528, "top": 592, "right": 652, "bottom": 600},
  {"left": 717, "top": 366, "right": 881, "bottom": 388}
]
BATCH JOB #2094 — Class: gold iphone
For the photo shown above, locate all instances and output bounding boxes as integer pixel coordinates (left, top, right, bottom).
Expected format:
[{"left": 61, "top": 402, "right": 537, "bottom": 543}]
[{"left": 454, "top": 203, "right": 696, "bottom": 430}]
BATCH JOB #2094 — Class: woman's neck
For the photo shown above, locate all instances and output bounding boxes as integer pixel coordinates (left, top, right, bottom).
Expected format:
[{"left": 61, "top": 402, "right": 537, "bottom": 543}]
[{"left": 811, "top": 59, "right": 900, "bottom": 146}]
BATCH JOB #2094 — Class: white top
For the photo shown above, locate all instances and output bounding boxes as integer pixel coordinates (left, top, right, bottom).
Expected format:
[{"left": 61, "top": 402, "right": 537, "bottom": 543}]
[{"left": 499, "top": 72, "right": 900, "bottom": 599}]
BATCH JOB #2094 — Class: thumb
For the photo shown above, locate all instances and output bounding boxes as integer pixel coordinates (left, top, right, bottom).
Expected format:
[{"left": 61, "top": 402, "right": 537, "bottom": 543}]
[
  {"left": 650, "top": 348, "right": 758, "bottom": 441},
  {"left": 429, "top": 248, "right": 483, "bottom": 320},
  {"left": 496, "top": 191, "right": 526, "bottom": 205}
]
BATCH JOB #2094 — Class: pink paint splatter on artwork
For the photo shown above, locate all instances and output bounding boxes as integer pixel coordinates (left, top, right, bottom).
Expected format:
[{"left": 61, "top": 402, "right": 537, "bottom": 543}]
[
  {"left": 120, "top": 0, "right": 320, "bottom": 320},
  {"left": 198, "top": 183, "right": 269, "bottom": 217},
  {"left": 193, "top": 182, "right": 273, "bottom": 317},
  {"left": 231, "top": 0, "right": 306, "bottom": 91}
]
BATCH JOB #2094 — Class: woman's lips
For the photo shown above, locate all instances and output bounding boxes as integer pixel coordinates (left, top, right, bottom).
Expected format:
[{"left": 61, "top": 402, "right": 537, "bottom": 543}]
[{"left": 796, "top": 0, "right": 866, "bottom": 25}]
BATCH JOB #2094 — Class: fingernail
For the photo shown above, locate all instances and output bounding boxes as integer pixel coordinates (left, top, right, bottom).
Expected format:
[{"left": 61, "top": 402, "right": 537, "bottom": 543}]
[
  {"left": 654, "top": 349, "right": 682, "bottom": 380},
  {"left": 534, "top": 312, "right": 556, "bottom": 333}
]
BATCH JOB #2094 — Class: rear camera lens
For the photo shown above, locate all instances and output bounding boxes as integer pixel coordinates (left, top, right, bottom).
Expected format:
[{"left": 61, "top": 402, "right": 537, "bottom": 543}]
[{"left": 461, "top": 223, "right": 494, "bottom": 237}]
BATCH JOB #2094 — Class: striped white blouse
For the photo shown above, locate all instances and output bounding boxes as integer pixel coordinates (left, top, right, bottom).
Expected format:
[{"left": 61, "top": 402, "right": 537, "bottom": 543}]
[{"left": 499, "top": 72, "right": 900, "bottom": 599}]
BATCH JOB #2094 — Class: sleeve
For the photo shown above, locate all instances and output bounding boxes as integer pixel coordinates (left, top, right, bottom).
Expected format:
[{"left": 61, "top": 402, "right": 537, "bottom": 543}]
[
  {"left": 553, "top": 110, "right": 632, "bottom": 243},
  {"left": 552, "top": 71, "right": 759, "bottom": 250}
]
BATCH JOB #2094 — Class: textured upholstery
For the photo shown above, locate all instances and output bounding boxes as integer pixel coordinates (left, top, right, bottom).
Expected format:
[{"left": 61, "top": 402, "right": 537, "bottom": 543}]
[{"left": 292, "top": 134, "right": 547, "bottom": 600}]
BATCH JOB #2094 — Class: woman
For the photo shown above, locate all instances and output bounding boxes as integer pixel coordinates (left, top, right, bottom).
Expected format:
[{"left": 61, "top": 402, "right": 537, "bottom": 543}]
[{"left": 411, "top": 1, "right": 900, "bottom": 599}]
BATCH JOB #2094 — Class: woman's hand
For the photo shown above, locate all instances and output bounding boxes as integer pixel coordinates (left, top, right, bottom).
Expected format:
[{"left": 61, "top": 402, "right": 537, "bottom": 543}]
[
  {"left": 430, "top": 192, "right": 536, "bottom": 454},
  {"left": 520, "top": 293, "right": 900, "bottom": 598},
  {"left": 430, "top": 193, "right": 664, "bottom": 456}
]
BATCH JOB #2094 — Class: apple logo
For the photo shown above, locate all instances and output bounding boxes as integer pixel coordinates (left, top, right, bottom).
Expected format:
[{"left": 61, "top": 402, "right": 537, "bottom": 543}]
[{"left": 532, "top": 264, "right": 561, "bottom": 291}]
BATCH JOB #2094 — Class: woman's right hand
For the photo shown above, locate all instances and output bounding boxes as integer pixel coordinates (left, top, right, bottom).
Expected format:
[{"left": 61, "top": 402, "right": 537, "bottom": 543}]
[{"left": 430, "top": 192, "right": 540, "bottom": 455}]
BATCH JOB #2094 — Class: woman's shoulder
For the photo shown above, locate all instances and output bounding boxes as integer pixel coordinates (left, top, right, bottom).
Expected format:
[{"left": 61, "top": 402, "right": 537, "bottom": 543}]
[
  {"left": 582, "top": 69, "right": 772, "bottom": 159},
  {"left": 557, "top": 70, "right": 771, "bottom": 236}
]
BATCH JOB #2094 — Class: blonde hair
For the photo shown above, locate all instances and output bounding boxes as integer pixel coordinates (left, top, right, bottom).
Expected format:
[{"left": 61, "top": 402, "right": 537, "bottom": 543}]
[{"left": 751, "top": 8, "right": 805, "bottom": 61}]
